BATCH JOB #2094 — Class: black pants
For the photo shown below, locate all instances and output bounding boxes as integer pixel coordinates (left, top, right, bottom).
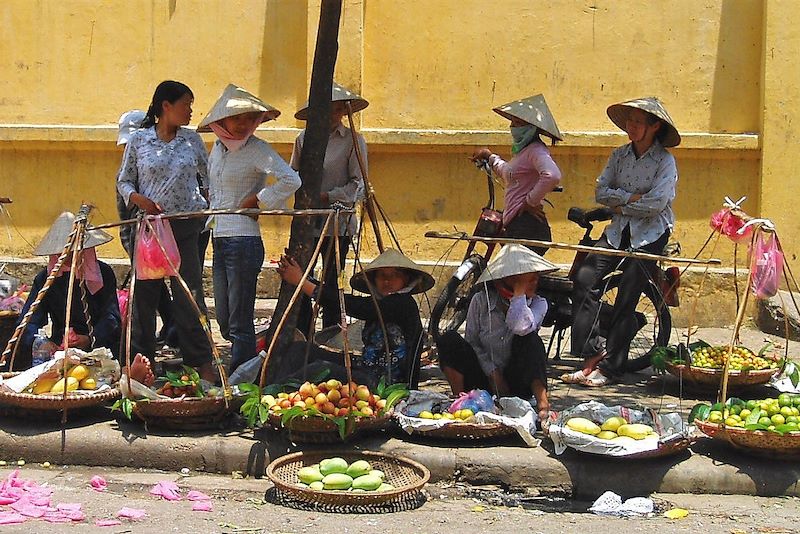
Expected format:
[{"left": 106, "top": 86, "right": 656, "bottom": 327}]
[
  {"left": 130, "top": 218, "right": 212, "bottom": 366},
  {"left": 437, "top": 330, "right": 547, "bottom": 397},
  {"left": 504, "top": 211, "right": 552, "bottom": 256},
  {"left": 298, "top": 236, "right": 351, "bottom": 336},
  {"left": 570, "top": 228, "right": 668, "bottom": 377}
]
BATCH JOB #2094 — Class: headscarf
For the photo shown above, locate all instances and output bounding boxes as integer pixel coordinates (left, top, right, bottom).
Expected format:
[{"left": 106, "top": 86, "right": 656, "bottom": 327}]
[
  {"left": 47, "top": 247, "right": 103, "bottom": 295},
  {"left": 208, "top": 112, "right": 265, "bottom": 152},
  {"left": 511, "top": 125, "right": 541, "bottom": 155}
]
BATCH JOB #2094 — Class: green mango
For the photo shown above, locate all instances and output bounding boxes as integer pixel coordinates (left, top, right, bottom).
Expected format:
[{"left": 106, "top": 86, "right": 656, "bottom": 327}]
[
  {"left": 688, "top": 403, "right": 710, "bottom": 423},
  {"left": 319, "top": 457, "right": 349, "bottom": 476},
  {"left": 346, "top": 460, "right": 372, "bottom": 478},
  {"left": 322, "top": 472, "right": 353, "bottom": 490},
  {"left": 378, "top": 483, "right": 395, "bottom": 492},
  {"left": 308, "top": 481, "right": 324, "bottom": 491},
  {"left": 298, "top": 466, "right": 324, "bottom": 485},
  {"left": 352, "top": 473, "right": 382, "bottom": 491},
  {"left": 369, "top": 469, "right": 385, "bottom": 481}
]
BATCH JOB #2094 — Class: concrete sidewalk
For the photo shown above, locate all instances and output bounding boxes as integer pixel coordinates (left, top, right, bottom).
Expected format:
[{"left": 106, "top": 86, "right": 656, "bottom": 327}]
[{"left": 0, "top": 410, "right": 798, "bottom": 500}]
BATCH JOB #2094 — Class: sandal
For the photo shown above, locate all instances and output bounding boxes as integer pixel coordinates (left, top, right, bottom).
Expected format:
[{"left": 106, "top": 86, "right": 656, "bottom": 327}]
[
  {"left": 583, "top": 369, "right": 612, "bottom": 387},
  {"left": 560, "top": 370, "right": 588, "bottom": 384}
]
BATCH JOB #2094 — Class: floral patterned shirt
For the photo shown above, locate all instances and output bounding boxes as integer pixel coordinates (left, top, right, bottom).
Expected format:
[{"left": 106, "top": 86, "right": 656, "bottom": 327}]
[{"left": 117, "top": 126, "right": 209, "bottom": 214}]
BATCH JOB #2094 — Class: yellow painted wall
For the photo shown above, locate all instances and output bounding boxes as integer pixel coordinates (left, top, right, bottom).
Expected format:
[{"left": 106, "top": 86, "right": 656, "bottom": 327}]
[{"left": 0, "top": 0, "right": 795, "bottom": 281}]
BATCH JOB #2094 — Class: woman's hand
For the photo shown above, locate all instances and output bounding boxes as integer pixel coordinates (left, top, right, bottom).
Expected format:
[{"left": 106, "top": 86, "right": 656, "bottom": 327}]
[
  {"left": 239, "top": 194, "right": 260, "bottom": 220},
  {"left": 471, "top": 147, "right": 493, "bottom": 163},
  {"left": 628, "top": 193, "right": 643, "bottom": 203},
  {"left": 276, "top": 255, "right": 303, "bottom": 286},
  {"left": 130, "top": 193, "right": 163, "bottom": 215}
]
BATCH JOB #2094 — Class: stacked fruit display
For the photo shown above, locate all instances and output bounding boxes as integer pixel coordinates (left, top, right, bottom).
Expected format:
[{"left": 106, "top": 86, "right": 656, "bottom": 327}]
[
  {"left": 691, "top": 395, "right": 800, "bottom": 434},
  {"left": 690, "top": 345, "right": 781, "bottom": 371},
  {"left": 416, "top": 408, "right": 475, "bottom": 421},
  {"left": 26, "top": 364, "right": 97, "bottom": 394},
  {"left": 154, "top": 367, "right": 206, "bottom": 398},
  {"left": 260, "top": 379, "right": 395, "bottom": 418},
  {"left": 296, "top": 457, "right": 395, "bottom": 492},
  {"left": 565, "top": 416, "right": 659, "bottom": 444}
]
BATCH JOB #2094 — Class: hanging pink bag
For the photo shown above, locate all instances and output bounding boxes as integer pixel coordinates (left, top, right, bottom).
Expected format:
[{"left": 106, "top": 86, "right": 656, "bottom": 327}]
[
  {"left": 750, "top": 232, "right": 783, "bottom": 299},
  {"left": 134, "top": 217, "right": 181, "bottom": 280}
]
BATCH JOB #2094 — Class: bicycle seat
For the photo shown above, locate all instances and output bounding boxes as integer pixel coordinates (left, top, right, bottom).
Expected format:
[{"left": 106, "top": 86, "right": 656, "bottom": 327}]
[{"left": 567, "top": 206, "right": 614, "bottom": 229}]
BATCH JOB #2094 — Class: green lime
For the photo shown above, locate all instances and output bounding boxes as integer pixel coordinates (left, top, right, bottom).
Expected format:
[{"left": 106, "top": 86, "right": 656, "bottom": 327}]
[
  {"left": 778, "top": 393, "right": 793, "bottom": 407},
  {"left": 724, "top": 417, "right": 740, "bottom": 427},
  {"left": 767, "top": 404, "right": 781, "bottom": 417},
  {"left": 708, "top": 412, "right": 724, "bottom": 423},
  {"left": 780, "top": 406, "right": 794, "bottom": 418},
  {"left": 739, "top": 409, "right": 751, "bottom": 419},
  {"left": 745, "top": 400, "right": 758, "bottom": 410},
  {"left": 758, "top": 417, "right": 772, "bottom": 426},
  {"left": 771, "top": 414, "right": 786, "bottom": 425},
  {"left": 730, "top": 404, "right": 742, "bottom": 415},
  {"left": 786, "top": 416, "right": 799, "bottom": 424},
  {"left": 792, "top": 395, "right": 800, "bottom": 407}
]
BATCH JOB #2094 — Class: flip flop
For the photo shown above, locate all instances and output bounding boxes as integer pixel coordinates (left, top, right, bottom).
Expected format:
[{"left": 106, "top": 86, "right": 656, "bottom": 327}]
[
  {"left": 560, "top": 370, "right": 587, "bottom": 384},
  {"left": 583, "top": 369, "right": 612, "bottom": 387}
]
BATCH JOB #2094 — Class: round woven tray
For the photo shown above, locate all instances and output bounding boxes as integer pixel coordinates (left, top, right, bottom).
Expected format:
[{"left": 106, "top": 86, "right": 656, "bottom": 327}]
[
  {"left": 268, "top": 412, "right": 392, "bottom": 443},
  {"left": 397, "top": 417, "right": 517, "bottom": 440},
  {"left": 0, "top": 372, "right": 120, "bottom": 411},
  {"left": 267, "top": 450, "right": 430, "bottom": 508},
  {"left": 696, "top": 419, "right": 800, "bottom": 460},
  {"left": 132, "top": 395, "right": 238, "bottom": 429},
  {"left": 665, "top": 362, "right": 778, "bottom": 389},
  {"left": 566, "top": 434, "right": 694, "bottom": 460}
]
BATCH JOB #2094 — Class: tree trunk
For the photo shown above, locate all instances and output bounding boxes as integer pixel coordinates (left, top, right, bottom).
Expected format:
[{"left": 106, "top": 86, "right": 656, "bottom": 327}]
[{"left": 263, "top": 0, "right": 342, "bottom": 380}]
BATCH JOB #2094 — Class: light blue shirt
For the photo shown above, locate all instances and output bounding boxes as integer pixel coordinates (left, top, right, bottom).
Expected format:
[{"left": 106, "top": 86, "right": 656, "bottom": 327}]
[{"left": 595, "top": 140, "right": 677, "bottom": 249}]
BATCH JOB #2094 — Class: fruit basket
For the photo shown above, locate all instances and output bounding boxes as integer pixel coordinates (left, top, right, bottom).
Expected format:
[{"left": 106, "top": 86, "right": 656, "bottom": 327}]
[
  {"left": 696, "top": 419, "right": 800, "bottom": 460},
  {"left": 266, "top": 450, "right": 429, "bottom": 510},
  {"left": 665, "top": 361, "right": 779, "bottom": 389}
]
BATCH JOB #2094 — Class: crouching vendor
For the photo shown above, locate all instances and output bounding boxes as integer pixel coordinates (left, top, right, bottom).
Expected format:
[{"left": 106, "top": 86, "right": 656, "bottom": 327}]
[
  {"left": 13, "top": 212, "right": 121, "bottom": 370},
  {"left": 276, "top": 249, "right": 433, "bottom": 389},
  {"left": 437, "top": 244, "right": 556, "bottom": 421}
]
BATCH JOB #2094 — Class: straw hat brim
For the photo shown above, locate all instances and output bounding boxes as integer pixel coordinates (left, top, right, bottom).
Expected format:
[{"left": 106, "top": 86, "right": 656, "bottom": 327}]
[
  {"left": 294, "top": 82, "right": 369, "bottom": 120},
  {"left": 349, "top": 249, "right": 434, "bottom": 295},
  {"left": 606, "top": 97, "right": 681, "bottom": 147},
  {"left": 492, "top": 94, "right": 563, "bottom": 141},
  {"left": 197, "top": 84, "right": 280, "bottom": 132},
  {"left": 33, "top": 212, "right": 113, "bottom": 256},
  {"left": 476, "top": 245, "right": 559, "bottom": 285}
]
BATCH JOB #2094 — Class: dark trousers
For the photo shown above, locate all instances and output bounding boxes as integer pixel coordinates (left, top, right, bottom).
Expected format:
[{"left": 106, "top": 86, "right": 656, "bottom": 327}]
[
  {"left": 437, "top": 330, "right": 547, "bottom": 397},
  {"left": 298, "top": 236, "right": 351, "bottom": 336},
  {"left": 131, "top": 218, "right": 212, "bottom": 366},
  {"left": 504, "top": 210, "right": 552, "bottom": 256},
  {"left": 570, "top": 229, "right": 668, "bottom": 377}
]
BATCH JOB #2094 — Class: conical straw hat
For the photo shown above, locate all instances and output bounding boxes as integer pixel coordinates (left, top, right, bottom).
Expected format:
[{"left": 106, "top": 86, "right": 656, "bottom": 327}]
[
  {"left": 350, "top": 249, "right": 434, "bottom": 295},
  {"left": 197, "top": 84, "right": 280, "bottom": 132},
  {"left": 476, "top": 244, "right": 559, "bottom": 285},
  {"left": 33, "top": 212, "right": 113, "bottom": 256},
  {"left": 492, "top": 94, "right": 563, "bottom": 141},
  {"left": 606, "top": 96, "right": 681, "bottom": 147},
  {"left": 294, "top": 81, "right": 369, "bottom": 120}
]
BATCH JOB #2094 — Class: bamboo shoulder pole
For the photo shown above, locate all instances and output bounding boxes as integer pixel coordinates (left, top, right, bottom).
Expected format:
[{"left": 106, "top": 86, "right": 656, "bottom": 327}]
[{"left": 345, "top": 102, "right": 384, "bottom": 252}]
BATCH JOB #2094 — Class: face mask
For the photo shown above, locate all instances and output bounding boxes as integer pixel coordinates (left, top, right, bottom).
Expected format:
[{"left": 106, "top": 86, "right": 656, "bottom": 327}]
[{"left": 510, "top": 125, "right": 534, "bottom": 144}]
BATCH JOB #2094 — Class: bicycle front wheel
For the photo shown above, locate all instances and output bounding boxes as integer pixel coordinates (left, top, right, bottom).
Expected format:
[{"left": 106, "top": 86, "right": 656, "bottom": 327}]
[{"left": 429, "top": 255, "right": 485, "bottom": 341}]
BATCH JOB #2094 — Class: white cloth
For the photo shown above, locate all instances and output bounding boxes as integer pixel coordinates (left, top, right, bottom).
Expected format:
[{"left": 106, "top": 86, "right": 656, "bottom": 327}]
[
  {"left": 595, "top": 139, "right": 677, "bottom": 249},
  {"left": 207, "top": 136, "right": 300, "bottom": 237},
  {"left": 116, "top": 126, "right": 209, "bottom": 214}
]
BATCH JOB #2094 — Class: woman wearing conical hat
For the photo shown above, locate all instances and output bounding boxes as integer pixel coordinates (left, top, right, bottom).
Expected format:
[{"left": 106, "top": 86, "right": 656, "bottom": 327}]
[
  {"left": 437, "top": 245, "right": 557, "bottom": 422},
  {"left": 566, "top": 97, "right": 680, "bottom": 387},
  {"left": 472, "top": 94, "right": 563, "bottom": 256},
  {"left": 197, "top": 84, "right": 301, "bottom": 374},
  {"left": 291, "top": 82, "right": 369, "bottom": 336},
  {"left": 13, "top": 213, "right": 121, "bottom": 370},
  {"left": 276, "top": 248, "right": 433, "bottom": 389}
]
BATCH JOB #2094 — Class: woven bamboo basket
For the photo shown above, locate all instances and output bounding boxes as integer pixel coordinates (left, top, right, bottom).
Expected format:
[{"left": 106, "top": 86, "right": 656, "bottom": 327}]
[
  {"left": 614, "top": 435, "right": 695, "bottom": 460},
  {"left": 696, "top": 419, "right": 800, "bottom": 459},
  {"left": 267, "top": 450, "right": 430, "bottom": 507},
  {"left": 268, "top": 411, "right": 392, "bottom": 443},
  {"left": 132, "top": 395, "right": 239, "bottom": 429},
  {"left": 396, "top": 418, "right": 517, "bottom": 440},
  {"left": 665, "top": 362, "right": 778, "bottom": 389},
  {"left": 0, "top": 372, "right": 120, "bottom": 414}
]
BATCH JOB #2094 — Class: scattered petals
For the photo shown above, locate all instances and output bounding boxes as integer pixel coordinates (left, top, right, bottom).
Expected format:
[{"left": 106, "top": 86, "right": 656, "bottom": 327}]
[
  {"left": 90, "top": 475, "right": 107, "bottom": 492},
  {"left": 186, "top": 490, "right": 211, "bottom": 501},
  {"left": 0, "top": 511, "right": 27, "bottom": 524},
  {"left": 10, "top": 497, "right": 45, "bottom": 518},
  {"left": 116, "top": 507, "right": 147, "bottom": 520},
  {"left": 95, "top": 518, "right": 122, "bottom": 527},
  {"left": 191, "top": 501, "right": 213, "bottom": 512},
  {"left": 150, "top": 480, "right": 182, "bottom": 501}
]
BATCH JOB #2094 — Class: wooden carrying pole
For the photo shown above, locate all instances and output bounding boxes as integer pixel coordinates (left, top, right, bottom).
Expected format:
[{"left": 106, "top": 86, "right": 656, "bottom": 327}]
[{"left": 345, "top": 101, "right": 384, "bottom": 252}]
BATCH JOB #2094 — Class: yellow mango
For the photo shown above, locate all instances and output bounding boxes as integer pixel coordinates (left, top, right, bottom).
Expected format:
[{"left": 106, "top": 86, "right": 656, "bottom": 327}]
[
  {"left": 601, "top": 416, "right": 627, "bottom": 432},
  {"left": 617, "top": 423, "right": 654, "bottom": 440},
  {"left": 68, "top": 365, "right": 90, "bottom": 381},
  {"left": 596, "top": 430, "right": 618, "bottom": 440},
  {"left": 50, "top": 376, "right": 79, "bottom": 394},
  {"left": 565, "top": 417, "right": 601, "bottom": 435},
  {"left": 79, "top": 377, "right": 97, "bottom": 390},
  {"left": 32, "top": 377, "right": 59, "bottom": 395}
]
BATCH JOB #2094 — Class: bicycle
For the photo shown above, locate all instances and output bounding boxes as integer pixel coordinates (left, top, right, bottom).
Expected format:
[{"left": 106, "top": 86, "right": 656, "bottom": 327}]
[{"left": 428, "top": 161, "right": 679, "bottom": 372}]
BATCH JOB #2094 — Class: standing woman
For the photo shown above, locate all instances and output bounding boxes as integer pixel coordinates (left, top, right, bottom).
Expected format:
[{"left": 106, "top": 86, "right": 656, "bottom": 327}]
[
  {"left": 472, "top": 94, "right": 563, "bottom": 255},
  {"left": 117, "top": 80, "right": 215, "bottom": 381}
]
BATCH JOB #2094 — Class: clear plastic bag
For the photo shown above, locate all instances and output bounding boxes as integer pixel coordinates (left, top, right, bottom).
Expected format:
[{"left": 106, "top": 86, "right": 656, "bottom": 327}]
[
  {"left": 751, "top": 232, "right": 783, "bottom": 299},
  {"left": 134, "top": 217, "right": 181, "bottom": 280}
]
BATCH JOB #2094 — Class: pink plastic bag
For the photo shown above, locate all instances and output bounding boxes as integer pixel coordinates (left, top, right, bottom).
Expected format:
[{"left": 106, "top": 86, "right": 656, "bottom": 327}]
[
  {"left": 134, "top": 217, "right": 181, "bottom": 280},
  {"left": 751, "top": 233, "right": 783, "bottom": 299},
  {"left": 116, "top": 289, "right": 129, "bottom": 324},
  {"left": 710, "top": 208, "right": 752, "bottom": 243}
]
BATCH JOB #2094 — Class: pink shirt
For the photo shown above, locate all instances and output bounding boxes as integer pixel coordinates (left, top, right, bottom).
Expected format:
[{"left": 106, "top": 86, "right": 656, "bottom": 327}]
[{"left": 488, "top": 141, "right": 561, "bottom": 225}]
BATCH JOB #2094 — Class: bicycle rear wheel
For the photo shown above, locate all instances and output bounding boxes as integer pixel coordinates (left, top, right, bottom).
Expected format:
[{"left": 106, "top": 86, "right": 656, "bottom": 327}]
[
  {"left": 429, "top": 255, "right": 484, "bottom": 341},
  {"left": 598, "top": 278, "right": 672, "bottom": 372}
]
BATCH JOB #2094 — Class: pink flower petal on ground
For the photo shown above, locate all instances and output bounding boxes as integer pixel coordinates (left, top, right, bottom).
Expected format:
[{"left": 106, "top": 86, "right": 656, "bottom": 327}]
[
  {"left": 95, "top": 518, "right": 122, "bottom": 527},
  {"left": 191, "top": 501, "right": 213, "bottom": 512},
  {"left": 28, "top": 495, "right": 51, "bottom": 507},
  {"left": 10, "top": 497, "right": 45, "bottom": 518},
  {"left": 56, "top": 503, "right": 82, "bottom": 512},
  {"left": 116, "top": 507, "right": 147, "bottom": 520},
  {"left": 90, "top": 475, "right": 107, "bottom": 492},
  {"left": 43, "top": 513, "right": 72, "bottom": 523},
  {"left": 0, "top": 511, "right": 27, "bottom": 524},
  {"left": 0, "top": 496, "right": 17, "bottom": 505},
  {"left": 186, "top": 490, "right": 211, "bottom": 501},
  {"left": 149, "top": 480, "right": 182, "bottom": 501}
]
